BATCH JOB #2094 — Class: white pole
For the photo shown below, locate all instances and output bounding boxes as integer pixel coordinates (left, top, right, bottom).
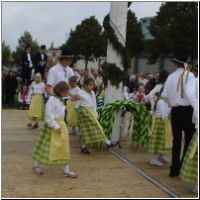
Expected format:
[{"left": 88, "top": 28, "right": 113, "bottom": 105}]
[{"left": 104, "top": 2, "right": 128, "bottom": 142}]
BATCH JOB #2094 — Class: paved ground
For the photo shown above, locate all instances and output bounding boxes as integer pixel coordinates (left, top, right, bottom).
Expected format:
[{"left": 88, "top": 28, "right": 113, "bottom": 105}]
[{"left": 1, "top": 109, "right": 197, "bottom": 198}]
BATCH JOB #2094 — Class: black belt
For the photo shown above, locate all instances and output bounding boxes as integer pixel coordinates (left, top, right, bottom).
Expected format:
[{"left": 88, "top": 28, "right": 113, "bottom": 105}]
[{"left": 172, "top": 105, "right": 193, "bottom": 110}]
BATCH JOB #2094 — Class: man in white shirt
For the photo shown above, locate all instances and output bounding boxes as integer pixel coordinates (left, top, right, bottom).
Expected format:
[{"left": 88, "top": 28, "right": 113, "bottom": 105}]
[
  {"left": 162, "top": 54, "right": 197, "bottom": 177},
  {"left": 46, "top": 49, "right": 75, "bottom": 95}
]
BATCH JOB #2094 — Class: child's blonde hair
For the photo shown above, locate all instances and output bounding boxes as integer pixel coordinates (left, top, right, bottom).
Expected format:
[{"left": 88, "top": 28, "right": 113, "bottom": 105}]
[{"left": 35, "top": 73, "right": 42, "bottom": 83}]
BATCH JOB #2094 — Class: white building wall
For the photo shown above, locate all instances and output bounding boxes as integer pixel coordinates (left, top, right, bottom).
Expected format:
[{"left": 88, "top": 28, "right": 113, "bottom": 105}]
[
  {"left": 137, "top": 58, "right": 159, "bottom": 74},
  {"left": 163, "top": 58, "right": 175, "bottom": 73},
  {"left": 75, "top": 59, "right": 99, "bottom": 70}
]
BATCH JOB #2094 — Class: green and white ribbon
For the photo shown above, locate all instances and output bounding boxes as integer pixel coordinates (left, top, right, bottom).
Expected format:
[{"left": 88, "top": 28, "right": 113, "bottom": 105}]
[{"left": 98, "top": 99, "right": 152, "bottom": 147}]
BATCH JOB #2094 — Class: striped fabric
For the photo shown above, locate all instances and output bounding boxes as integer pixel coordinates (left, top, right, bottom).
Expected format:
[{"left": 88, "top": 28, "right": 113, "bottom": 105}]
[
  {"left": 180, "top": 131, "right": 198, "bottom": 182},
  {"left": 77, "top": 107, "right": 106, "bottom": 147},
  {"left": 32, "top": 123, "right": 68, "bottom": 166},
  {"left": 148, "top": 117, "right": 172, "bottom": 155}
]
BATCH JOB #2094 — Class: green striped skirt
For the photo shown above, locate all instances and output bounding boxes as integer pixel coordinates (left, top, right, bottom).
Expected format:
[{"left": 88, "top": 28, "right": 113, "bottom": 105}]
[
  {"left": 77, "top": 107, "right": 106, "bottom": 146},
  {"left": 148, "top": 117, "right": 172, "bottom": 155},
  {"left": 180, "top": 131, "right": 198, "bottom": 182},
  {"left": 32, "top": 123, "right": 68, "bottom": 166}
]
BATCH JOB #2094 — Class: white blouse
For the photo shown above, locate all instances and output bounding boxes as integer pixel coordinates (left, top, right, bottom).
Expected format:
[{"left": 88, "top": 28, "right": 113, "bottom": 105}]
[
  {"left": 145, "top": 84, "right": 163, "bottom": 111},
  {"left": 145, "top": 83, "right": 171, "bottom": 119},
  {"left": 76, "top": 89, "right": 97, "bottom": 113},
  {"left": 45, "top": 96, "right": 66, "bottom": 129},
  {"left": 18, "top": 92, "right": 31, "bottom": 104},
  {"left": 29, "top": 81, "right": 45, "bottom": 96},
  {"left": 67, "top": 86, "right": 81, "bottom": 100},
  {"left": 156, "top": 99, "right": 171, "bottom": 119}
]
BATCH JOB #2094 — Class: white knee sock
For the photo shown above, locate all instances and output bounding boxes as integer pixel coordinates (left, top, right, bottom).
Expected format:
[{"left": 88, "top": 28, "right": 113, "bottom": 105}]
[
  {"left": 104, "top": 138, "right": 111, "bottom": 146},
  {"left": 33, "top": 160, "right": 40, "bottom": 168},
  {"left": 151, "top": 154, "right": 160, "bottom": 162},
  {"left": 64, "top": 165, "right": 70, "bottom": 173},
  {"left": 81, "top": 144, "right": 87, "bottom": 148}
]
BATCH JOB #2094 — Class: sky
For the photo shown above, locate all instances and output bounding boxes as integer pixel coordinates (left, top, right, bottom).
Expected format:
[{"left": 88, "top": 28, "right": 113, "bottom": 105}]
[{"left": 2, "top": 1, "right": 163, "bottom": 51}]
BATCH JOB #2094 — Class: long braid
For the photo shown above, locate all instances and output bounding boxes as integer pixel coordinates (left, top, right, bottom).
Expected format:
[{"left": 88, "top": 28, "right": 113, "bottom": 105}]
[{"left": 153, "top": 86, "right": 164, "bottom": 112}]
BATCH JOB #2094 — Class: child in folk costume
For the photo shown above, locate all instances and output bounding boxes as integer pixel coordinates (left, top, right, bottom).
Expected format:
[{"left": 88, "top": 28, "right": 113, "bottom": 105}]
[
  {"left": 32, "top": 81, "right": 78, "bottom": 178},
  {"left": 66, "top": 76, "right": 81, "bottom": 135},
  {"left": 135, "top": 85, "right": 146, "bottom": 105},
  {"left": 18, "top": 84, "right": 31, "bottom": 110},
  {"left": 27, "top": 73, "right": 45, "bottom": 129},
  {"left": 180, "top": 65, "right": 198, "bottom": 194},
  {"left": 76, "top": 78, "right": 118, "bottom": 154},
  {"left": 147, "top": 70, "right": 173, "bottom": 166},
  {"left": 122, "top": 83, "right": 134, "bottom": 137}
]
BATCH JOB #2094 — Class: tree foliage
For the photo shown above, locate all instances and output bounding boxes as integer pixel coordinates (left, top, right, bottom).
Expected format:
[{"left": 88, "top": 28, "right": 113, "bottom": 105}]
[
  {"left": 12, "top": 31, "right": 40, "bottom": 65},
  {"left": 2, "top": 41, "right": 12, "bottom": 65},
  {"left": 61, "top": 16, "right": 103, "bottom": 69},
  {"left": 126, "top": 10, "right": 143, "bottom": 57},
  {"left": 147, "top": 2, "right": 198, "bottom": 61}
]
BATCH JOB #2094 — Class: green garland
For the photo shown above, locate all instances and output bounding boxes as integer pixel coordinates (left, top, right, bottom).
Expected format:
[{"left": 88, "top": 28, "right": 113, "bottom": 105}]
[
  {"left": 102, "top": 62, "right": 128, "bottom": 88},
  {"left": 98, "top": 99, "right": 152, "bottom": 147},
  {"left": 102, "top": 14, "right": 131, "bottom": 87}
]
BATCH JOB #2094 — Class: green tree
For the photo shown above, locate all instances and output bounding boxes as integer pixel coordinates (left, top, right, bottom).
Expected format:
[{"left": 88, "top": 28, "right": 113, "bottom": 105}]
[
  {"left": 12, "top": 31, "right": 40, "bottom": 65},
  {"left": 2, "top": 41, "right": 12, "bottom": 65},
  {"left": 126, "top": 10, "right": 143, "bottom": 57},
  {"left": 147, "top": 2, "right": 198, "bottom": 62},
  {"left": 61, "top": 16, "right": 103, "bottom": 69}
]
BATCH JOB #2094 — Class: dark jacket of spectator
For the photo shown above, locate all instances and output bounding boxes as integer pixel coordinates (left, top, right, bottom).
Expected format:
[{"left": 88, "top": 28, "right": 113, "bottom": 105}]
[
  {"left": 21, "top": 50, "right": 34, "bottom": 85},
  {"left": 2, "top": 69, "right": 7, "bottom": 104},
  {"left": 5, "top": 70, "right": 18, "bottom": 105}
]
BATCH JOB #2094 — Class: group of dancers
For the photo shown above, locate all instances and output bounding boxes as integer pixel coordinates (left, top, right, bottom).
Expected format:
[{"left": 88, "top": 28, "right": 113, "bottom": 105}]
[
  {"left": 28, "top": 50, "right": 118, "bottom": 178},
  {"left": 27, "top": 50, "right": 198, "bottom": 194}
]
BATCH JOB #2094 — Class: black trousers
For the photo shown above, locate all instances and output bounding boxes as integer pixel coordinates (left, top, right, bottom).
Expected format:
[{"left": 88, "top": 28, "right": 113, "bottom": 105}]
[
  {"left": 5, "top": 91, "right": 15, "bottom": 105},
  {"left": 22, "top": 66, "right": 32, "bottom": 85},
  {"left": 171, "top": 106, "right": 196, "bottom": 173},
  {"left": 35, "top": 65, "right": 45, "bottom": 80}
]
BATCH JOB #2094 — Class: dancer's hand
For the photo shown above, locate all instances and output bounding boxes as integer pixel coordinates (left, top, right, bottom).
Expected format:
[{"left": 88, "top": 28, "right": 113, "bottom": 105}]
[
  {"left": 55, "top": 127, "right": 61, "bottom": 134},
  {"left": 73, "top": 94, "right": 81, "bottom": 100}
]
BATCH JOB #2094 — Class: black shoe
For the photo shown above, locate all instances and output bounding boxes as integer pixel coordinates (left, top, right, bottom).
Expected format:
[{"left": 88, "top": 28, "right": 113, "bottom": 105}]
[
  {"left": 169, "top": 169, "right": 180, "bottom": 177},
  {"left": 107, "top": 141, "right": 119, "bottom": 148},
  {"left": 81, "top": 147, "right": 90, "bottom": 154}
]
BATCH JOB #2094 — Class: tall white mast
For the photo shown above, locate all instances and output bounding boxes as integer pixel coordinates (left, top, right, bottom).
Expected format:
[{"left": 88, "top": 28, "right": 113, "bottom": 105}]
[{"left": 104, "top": 2, "right": 128, "bottom": 142}]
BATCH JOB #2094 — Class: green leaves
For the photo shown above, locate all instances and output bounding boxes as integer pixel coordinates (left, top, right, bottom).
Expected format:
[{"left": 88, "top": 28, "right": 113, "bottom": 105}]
[
  {"left": 60, "top": 16, "right": 104, "bottom": 69},
  {"left": 2, "top": 41, "right": 12, "bottom": 65},
  {"left": 126, "top": 10, "right": 143, "bottom": 57},
  {"left": 98, "top": 99, "right": 152, "bottom": 147},
  {"left": 12, "top": 31, "right": 40, "bottom": 65},
  {"left": 148, "top": 2, "right": 198, "bottom": 61},
  {"left": 102, "top": 62, "right": 128, "bottom": 88}
]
